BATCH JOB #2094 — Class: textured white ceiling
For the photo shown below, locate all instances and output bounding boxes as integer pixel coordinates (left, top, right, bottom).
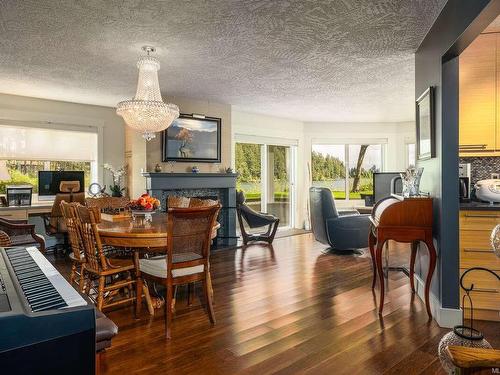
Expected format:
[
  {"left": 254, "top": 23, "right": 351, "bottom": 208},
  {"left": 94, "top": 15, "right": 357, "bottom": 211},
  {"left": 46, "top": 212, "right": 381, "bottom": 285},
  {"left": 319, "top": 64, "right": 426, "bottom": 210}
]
[{"left": 0, "top": 0, "right": 445, "bottom": 122}]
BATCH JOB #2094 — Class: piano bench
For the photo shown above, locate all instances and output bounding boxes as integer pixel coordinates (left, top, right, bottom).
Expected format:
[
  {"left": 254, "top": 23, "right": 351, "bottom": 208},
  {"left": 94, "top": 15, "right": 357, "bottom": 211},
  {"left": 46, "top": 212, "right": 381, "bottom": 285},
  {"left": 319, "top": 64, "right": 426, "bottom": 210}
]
[
  {"left": 96, "top": 309, "right": 118, "bottom": 352},
  {"left": 95, "top": 309, "right": 117, "bottom": 375}
]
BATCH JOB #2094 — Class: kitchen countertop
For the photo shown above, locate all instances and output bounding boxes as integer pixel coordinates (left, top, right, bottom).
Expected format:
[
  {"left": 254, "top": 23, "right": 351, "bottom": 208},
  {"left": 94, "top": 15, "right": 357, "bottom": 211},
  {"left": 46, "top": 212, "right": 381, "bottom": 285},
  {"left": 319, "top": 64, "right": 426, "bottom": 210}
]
[{"left": 460, "top": 201, "right": 500, "bottom": 211}]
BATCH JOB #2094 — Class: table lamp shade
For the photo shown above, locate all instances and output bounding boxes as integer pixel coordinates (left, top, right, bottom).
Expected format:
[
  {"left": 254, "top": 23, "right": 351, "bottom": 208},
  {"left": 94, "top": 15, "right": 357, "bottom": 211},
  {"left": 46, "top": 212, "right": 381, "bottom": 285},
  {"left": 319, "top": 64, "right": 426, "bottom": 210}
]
[{"left": 0, "top": 161, "right": 11, "bottom": 181}]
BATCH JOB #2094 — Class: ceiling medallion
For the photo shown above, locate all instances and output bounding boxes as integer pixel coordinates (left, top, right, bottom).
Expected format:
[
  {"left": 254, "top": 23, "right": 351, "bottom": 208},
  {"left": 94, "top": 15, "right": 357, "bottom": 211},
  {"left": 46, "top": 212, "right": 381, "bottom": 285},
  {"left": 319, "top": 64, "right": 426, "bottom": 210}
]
[{"left": 116, "top": 46, "right": 179, "bottom": 141}]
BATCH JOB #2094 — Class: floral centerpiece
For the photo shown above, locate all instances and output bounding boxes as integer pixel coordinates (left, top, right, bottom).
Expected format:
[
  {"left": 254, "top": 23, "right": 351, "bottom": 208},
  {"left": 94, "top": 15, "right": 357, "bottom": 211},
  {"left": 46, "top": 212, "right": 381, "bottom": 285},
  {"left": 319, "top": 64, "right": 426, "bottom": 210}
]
[{"left": 127, "top": 193, "right": 160, "bottom": 212}]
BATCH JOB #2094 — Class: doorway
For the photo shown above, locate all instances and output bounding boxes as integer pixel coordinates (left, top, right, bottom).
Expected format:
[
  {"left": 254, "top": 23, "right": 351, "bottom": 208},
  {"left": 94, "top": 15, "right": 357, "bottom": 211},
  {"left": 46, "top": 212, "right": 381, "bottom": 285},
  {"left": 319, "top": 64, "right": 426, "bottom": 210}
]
[{"left": 235, "top": 141, "right": 296, "bottom": 228}]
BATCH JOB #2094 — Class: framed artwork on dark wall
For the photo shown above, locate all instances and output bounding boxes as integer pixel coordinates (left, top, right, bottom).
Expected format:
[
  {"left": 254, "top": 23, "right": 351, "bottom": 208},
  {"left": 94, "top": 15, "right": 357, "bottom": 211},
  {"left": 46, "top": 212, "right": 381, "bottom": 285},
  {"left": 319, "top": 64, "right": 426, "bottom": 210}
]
[
  {"left": 416, "top": 86, "right": 435, "bottom": 160},
  {"left": 161, "top": 114, "right": 221, "bottom": 163}
]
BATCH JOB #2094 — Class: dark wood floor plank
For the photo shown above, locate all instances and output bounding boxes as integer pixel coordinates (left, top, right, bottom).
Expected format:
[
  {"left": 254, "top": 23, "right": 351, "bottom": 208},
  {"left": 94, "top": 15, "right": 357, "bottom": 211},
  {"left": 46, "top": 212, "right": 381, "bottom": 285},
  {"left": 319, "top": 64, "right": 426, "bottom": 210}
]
[{"left": 46, "top": 233, "right": 500, "bottom": 374}]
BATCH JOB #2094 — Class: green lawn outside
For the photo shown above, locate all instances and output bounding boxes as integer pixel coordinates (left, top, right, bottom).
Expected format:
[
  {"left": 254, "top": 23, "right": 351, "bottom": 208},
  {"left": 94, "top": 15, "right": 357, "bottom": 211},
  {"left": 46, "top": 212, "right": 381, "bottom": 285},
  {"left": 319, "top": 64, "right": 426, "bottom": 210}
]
[{"left": 243, "top": 190, "right": 372, "bottom": 201}]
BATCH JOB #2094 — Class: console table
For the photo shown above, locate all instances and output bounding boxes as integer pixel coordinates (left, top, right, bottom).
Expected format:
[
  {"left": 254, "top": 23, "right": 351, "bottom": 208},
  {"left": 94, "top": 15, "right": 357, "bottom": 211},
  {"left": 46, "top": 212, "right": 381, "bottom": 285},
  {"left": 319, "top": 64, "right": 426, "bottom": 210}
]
[
  {"left": 369, "top": 195, "right": 436, "bottom": 318},
  {"left": 0, "top": 201, "right": 53, "bottom": 220}
]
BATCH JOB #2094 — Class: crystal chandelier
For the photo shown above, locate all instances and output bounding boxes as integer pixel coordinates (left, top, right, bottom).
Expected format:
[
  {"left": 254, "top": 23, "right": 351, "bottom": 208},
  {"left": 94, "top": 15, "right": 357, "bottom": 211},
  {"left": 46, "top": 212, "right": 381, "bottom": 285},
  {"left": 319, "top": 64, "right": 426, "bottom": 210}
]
[{"left": 117, "top": 46, "right": 179, "bottom": 141}]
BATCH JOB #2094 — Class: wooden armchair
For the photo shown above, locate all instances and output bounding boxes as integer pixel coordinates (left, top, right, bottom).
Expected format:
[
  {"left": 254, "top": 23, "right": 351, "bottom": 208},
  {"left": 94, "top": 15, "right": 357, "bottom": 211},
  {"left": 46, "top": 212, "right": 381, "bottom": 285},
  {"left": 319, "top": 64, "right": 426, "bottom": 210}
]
[
  {"left": 0, "top": 217, "right": 45, "bottom": 252},
  {"left": 60, "top": 201, "right": 87, "bottom": 292},
  {"left": 85, "top": 196, "right": 130, "bottom": 213},
  {"left": 446, "top": 346, "right": 500, "bottom": 374},
  {"left": 76, "top": 205, "right": 136, "bottom": 311},
  {"left": 135, "top": 205, "right": 221, "bottom": 338},
  {"left": 42, "top": 189, "right": 85, "bottom": 251},
  {"left": 0, "top": 230, "right": 12, "bottom": 247},
  {"left": 236, "top": 190, "right": 279, "bottom": 245}
]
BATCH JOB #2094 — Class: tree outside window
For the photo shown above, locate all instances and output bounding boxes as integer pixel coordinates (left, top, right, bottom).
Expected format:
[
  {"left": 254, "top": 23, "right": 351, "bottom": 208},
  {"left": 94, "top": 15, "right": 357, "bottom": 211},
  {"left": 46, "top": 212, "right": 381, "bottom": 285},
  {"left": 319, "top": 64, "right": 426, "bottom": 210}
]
[{"left": 312, "top": 144, "right": 382, "bottom": 200}]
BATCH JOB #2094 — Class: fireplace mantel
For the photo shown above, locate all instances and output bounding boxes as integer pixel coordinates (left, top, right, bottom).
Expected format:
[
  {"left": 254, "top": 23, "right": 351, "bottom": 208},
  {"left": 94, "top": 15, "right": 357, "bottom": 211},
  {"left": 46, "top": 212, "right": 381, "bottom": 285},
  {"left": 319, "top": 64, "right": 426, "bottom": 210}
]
[
  {"left": 142, "top": 172, "right": 238, "bottom": 247},
  {"left": 143, "top": 172, "right": 238, "bottom": 190}
]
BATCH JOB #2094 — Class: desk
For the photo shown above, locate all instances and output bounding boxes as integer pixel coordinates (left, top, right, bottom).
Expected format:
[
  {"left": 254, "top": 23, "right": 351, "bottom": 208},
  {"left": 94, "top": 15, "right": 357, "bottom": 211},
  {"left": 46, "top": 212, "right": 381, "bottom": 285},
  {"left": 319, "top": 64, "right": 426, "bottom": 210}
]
[
  {"left": 369, "top": 195, "right": 436, "bottom": 318},
  {"left": 0, "top": 202, "right": 53, "bottom": 220}
]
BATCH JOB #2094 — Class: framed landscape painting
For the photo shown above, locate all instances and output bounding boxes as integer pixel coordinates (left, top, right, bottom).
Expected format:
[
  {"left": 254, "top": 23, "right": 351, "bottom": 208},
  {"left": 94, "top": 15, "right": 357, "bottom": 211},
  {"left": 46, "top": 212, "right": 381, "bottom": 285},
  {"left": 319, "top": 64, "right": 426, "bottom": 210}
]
[
  {"left": 416, "top": 86, "right": 435, "bottom": 160},
  {"left": 162, "top": 114, "right": 221, "bottom": 163}
]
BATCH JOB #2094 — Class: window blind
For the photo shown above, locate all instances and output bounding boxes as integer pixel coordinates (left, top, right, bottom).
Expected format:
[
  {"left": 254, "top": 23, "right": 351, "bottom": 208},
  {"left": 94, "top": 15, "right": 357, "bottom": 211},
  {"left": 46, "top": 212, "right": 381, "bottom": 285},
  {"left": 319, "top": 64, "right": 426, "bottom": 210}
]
[{"left": 0, "top": 125, "right": 98, "bottom": 162}]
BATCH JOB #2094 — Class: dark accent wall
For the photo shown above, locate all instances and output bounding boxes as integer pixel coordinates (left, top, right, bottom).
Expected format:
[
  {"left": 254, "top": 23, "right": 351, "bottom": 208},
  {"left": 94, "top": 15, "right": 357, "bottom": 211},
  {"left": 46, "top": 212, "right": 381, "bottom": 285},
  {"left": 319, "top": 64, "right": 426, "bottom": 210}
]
[{"left": 415, "top": 0, "right": 499, "bottom": 309}]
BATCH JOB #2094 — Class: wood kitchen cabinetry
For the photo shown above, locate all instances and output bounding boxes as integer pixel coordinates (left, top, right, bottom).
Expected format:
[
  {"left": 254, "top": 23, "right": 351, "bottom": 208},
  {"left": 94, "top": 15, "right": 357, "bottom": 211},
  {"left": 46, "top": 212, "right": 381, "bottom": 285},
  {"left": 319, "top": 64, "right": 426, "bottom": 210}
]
[
  {"left": 459, "top": 211, "right": 500, "bottom": 321},
  {"left": 459, "top": 33, "right": 499, "bottom": 156}
]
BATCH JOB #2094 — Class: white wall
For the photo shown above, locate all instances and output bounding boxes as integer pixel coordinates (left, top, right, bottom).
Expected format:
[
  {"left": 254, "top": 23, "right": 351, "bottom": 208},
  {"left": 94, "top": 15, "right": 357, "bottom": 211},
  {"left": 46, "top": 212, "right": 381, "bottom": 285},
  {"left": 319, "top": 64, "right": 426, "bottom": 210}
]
[
  {"left": 0, "top": 93, "right": 125, "bottom": 189},
  {"left": 232, "top": 110, "right": 415, "bottom": 229},
  {"left": 146, "top": 96, "right": 232, "bottom": 173}
]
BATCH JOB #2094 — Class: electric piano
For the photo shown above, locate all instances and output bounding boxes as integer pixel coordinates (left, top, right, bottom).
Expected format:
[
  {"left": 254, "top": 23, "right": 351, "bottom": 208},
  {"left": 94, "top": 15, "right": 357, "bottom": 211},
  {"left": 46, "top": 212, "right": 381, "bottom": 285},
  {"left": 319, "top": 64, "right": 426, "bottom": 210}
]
[
  {"left": 0, "top": 246, "right": 95, "bottom": 374},
  {"left": 368, "top": 195, "right": 436, "bottom": 318}
]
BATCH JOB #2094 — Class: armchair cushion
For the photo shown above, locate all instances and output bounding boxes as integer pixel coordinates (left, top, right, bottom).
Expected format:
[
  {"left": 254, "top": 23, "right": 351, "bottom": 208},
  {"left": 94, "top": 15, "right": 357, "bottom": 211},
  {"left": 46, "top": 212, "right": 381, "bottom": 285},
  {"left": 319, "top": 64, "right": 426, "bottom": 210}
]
[
  {"left": 239, "top": 205, "right": 278, "bottom": 229},
  {"left": 326, "top": 214, "right": 371, "bottom": 250}
]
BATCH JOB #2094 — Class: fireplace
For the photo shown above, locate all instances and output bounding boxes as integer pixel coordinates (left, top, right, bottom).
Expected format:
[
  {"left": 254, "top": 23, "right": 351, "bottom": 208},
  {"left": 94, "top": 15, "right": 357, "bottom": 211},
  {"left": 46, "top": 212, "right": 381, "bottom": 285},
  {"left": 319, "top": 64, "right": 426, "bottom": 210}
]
[{"left": 142, "top": 172, "right": 238, "bottom": 247}]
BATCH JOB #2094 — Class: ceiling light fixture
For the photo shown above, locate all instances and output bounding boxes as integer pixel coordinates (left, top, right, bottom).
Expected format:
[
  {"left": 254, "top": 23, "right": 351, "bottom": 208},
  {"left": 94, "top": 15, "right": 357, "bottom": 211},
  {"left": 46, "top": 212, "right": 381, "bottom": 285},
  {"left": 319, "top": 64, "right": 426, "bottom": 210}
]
[{"left": 116, "top": 46, "right": 179, "bottom": 141}]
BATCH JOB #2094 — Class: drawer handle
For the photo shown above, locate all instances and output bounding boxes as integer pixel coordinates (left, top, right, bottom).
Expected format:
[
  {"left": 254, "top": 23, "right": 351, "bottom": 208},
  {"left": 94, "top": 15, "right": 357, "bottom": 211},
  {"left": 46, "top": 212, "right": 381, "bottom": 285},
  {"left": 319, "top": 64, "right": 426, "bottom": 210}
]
[
  {"left": 464, "top": 214, "right": 500, "bottom": 219},
  {"left": 459, "top": 144, "right": 487, "bottom": 150},
  {"left": 470, "top": 288, "right": 499, "bottom": 294},
  {"left": 463, "top": 248, "right": 494, "bottom": 253}
]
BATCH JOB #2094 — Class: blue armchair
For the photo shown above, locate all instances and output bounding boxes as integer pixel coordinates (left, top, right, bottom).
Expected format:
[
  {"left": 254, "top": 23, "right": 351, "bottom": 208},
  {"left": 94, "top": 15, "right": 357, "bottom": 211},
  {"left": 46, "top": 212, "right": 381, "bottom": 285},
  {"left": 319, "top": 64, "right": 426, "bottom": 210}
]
[{"left": 309, "top": 187, "right": 370, "bottom": 253}]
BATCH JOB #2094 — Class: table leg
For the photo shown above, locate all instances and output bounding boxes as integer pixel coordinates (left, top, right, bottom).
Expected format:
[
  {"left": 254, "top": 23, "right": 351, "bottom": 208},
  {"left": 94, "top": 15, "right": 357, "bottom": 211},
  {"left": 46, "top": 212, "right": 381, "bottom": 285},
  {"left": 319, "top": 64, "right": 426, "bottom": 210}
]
[
  {"left": 369, "top": 230, "right": 377, "bottom": 289},
  {"left": 376, "top": 239, "right": 385, "bottom": 315},
  {"left": 410, "top": 241, "right": 418, "bottom": 293},
  {"left": 424, "top": 238, "right": 437, "bottom": 319},
  {"left": 143, "top": 283, "right": 154, "bottom": 316}
]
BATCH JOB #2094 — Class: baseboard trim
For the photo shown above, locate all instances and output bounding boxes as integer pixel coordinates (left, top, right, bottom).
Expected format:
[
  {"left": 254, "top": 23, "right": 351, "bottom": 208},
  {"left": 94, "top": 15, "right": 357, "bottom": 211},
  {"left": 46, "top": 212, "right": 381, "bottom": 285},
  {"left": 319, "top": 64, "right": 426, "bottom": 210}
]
[{"left": 413, "top": 274, "right": 462, "bottom": 328}]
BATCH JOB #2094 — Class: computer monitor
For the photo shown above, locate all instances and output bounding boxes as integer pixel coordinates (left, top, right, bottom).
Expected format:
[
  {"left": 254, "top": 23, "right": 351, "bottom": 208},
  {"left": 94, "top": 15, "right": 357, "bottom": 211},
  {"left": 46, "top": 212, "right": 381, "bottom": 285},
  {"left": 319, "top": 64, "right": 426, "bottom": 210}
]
[
  {"left": 38, "top": 171, "right": 85, "bottom": 200},
  {"left": 373, "top": 172, "right": 403, "bottom": 204}
]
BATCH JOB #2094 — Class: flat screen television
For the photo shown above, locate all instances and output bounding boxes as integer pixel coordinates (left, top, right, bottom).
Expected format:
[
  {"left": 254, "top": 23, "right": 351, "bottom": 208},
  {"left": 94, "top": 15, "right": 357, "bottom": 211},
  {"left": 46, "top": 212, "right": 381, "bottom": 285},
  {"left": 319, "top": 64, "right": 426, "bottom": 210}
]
[
  {"left": 373, "top": 172, "right": 403, "bottom": 204},
  {"left": 38, "top": 171, "right": 85, "bottom": 200}
]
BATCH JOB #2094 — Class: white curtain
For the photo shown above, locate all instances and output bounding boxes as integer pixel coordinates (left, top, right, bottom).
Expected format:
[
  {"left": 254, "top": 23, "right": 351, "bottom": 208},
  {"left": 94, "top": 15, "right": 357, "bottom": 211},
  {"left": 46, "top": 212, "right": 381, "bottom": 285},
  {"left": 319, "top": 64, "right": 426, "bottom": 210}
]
[{"left": 0, "top": 125, "right": 98, "bottom": 162}]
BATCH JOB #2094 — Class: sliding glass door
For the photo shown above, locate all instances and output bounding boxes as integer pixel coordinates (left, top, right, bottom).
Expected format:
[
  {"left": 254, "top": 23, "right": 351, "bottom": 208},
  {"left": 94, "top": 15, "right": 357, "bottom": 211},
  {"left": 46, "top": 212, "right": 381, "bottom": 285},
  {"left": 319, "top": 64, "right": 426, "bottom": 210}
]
[
  {"left": 236, "top": 142, "right": 295, "bottom": 228},
  {"left": 266, "top": 145, "right": 291, "bottom": 227},
  {"left": 235, "top": 142, "right": 262, "bottom": 213}
]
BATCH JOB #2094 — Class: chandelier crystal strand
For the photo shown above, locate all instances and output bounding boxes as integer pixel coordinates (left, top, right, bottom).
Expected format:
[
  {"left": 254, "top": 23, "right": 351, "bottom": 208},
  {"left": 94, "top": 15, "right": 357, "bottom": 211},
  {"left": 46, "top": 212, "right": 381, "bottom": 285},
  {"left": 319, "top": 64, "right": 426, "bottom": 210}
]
[{"left": 116, "top": 47, "right": 179, "bottom": 141}]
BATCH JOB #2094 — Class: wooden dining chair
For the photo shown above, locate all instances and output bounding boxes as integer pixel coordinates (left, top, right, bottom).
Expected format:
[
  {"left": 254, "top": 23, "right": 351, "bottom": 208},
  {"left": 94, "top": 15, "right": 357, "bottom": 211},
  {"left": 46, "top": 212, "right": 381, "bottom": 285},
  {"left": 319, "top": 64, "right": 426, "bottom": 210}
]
[
  {"left": 86, "top": 196, "right": 130, "bottom": 213},
  {"left": 189, "top": 198, "right": 219, "bottom": 208},
  {"left": 0, "top": 230, "right": 11, "bottom": 247},
  {"left": 75, "top": 205, "right": 136, "bottom": 311},
  {"left": 60, "top": 201, "right": 87, "bottom": 292},
  {"left": 167, "top": 195, "right": 190, "bottom": 208},
  {"left": 135, "top": 204, "right": 221, "bottom": 338}
]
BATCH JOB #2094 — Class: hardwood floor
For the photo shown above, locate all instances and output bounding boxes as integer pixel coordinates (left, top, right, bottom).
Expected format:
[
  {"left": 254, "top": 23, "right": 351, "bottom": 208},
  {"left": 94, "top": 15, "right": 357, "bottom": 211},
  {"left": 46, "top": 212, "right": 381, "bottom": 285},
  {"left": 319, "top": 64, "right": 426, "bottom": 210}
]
[{"left": 51, "top": 233, "right": 500, "bottom": 374}]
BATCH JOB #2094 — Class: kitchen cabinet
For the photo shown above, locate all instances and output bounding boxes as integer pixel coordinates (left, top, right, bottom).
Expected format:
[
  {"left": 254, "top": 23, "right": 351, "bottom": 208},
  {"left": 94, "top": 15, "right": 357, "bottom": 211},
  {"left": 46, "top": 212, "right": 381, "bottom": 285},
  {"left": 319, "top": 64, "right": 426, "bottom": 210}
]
[
  {"left": 459, "top": 211, "right": 500, "bottom": 321},
  {"left": 459, "top": 33, "right": 497, "bottom": 155}
]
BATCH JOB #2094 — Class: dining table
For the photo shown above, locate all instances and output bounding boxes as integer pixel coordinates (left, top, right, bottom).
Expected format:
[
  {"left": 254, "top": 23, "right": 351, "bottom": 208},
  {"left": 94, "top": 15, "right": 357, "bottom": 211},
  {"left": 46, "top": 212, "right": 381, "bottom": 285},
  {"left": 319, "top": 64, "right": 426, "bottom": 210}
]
[{"left": 97, "top": 212, "right": 220, "bottom": 315}]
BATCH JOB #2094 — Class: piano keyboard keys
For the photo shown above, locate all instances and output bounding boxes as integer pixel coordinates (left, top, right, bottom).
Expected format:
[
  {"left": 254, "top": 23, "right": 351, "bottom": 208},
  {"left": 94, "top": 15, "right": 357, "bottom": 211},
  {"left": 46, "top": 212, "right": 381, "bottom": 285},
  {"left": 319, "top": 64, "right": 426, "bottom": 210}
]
[{"left": 4, "top": 247, "right": 86, "bottom": 312}]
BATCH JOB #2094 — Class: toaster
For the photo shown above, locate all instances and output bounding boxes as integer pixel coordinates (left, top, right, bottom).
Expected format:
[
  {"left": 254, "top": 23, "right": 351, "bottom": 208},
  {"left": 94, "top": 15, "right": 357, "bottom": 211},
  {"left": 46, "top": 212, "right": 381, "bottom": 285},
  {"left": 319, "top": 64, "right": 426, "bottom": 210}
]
[{"left": 475, "top": 179, "right": 500, "bottom": 204}]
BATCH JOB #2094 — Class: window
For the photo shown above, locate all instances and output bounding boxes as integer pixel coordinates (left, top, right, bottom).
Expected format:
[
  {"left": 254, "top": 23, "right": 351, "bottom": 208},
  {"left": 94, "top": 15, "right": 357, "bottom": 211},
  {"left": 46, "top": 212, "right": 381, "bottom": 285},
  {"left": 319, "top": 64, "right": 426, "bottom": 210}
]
[
  {"left": 312, "top": 144, "right": 383, "bottom": 200},
  {"left": 0, "top": 125, "right": 98, "bottom": 194}
]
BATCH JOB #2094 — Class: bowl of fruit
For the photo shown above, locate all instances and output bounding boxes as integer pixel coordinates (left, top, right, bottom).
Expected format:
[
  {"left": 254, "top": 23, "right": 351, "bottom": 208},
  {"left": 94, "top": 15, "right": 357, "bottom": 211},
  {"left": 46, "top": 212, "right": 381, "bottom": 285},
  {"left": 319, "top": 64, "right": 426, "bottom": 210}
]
[{"left": 128, "top": 194, "right": 161, "bottom": 222}]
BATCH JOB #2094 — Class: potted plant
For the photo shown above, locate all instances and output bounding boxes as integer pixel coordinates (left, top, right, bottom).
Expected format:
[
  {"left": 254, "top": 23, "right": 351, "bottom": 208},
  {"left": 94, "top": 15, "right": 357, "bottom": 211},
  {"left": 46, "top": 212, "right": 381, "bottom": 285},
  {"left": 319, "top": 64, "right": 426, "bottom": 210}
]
[{"left": 104, "top": 164, "right": 127, "bottom": 197}]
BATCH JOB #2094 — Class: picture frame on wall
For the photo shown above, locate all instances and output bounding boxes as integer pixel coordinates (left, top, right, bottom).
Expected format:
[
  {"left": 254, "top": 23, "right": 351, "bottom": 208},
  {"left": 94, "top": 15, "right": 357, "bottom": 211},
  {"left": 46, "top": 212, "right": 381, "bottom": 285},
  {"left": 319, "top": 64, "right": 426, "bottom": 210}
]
[
  {"left": 416, "top": 86, "right": 435, "bottom": 160},
  {"left": 161, "top": 114, "right": 221, "bottom": 163}
]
